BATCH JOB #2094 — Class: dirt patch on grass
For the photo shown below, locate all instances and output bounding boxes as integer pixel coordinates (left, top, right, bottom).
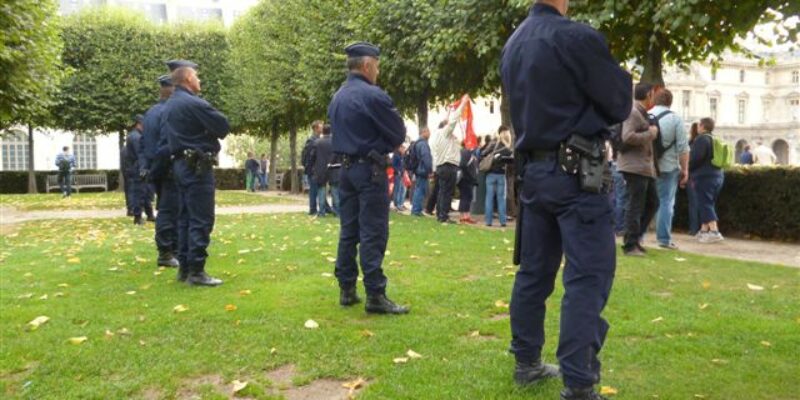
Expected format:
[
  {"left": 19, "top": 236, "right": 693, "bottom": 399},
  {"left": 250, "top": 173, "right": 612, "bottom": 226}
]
[
  {"left": 265, "top": 364, "right": 297, "bottom": 388},
  {"left": 466, "top": 331, "right": 499, "bottom": 341},
  {"left": 460, "top": 275, "right": 480, "bottom": 282},
  {"left": 489, "top": 313, "right": 509, "bottom": 321},
  {"left": 176, "top": 374, "right": 227, "bottom": 399},
  {"left": 266, "top": 364, "right": 367, "bottom": 400},
  {"left": 140, "top": 387, "right": 164, "bottom": 400}
]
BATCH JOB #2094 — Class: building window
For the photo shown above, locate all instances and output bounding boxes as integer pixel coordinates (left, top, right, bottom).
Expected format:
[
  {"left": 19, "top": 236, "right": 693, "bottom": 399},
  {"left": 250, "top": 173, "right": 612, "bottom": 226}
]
[
  {"left": 791, "top": 99, "right": 800, "bottom": 106},
  {"left": 709, "top": 97, "right": 718, "bottom": 121},
  {"left": 1, "top": 129, "right": 29, "bottom": 171},
  {"left": 489, "top": 101, "right": 495, "bottom": 114},
  {"left": 682, "top": 90, "right": 691, "bottom": 120},
  {"left": 740, "top": 70, "right": 745, "bottom": 83},
  {"left": 72, "top": 134, "right": 97, "bottom": 170},
  {"left": 793, "top": 70, "right": 799, "bottom": 84},
  {"left": 763, "top": 100, "right": 772, "bottom": 122},
  {"left": 738, "top": 99, "right": 746, "bottom": 124}
]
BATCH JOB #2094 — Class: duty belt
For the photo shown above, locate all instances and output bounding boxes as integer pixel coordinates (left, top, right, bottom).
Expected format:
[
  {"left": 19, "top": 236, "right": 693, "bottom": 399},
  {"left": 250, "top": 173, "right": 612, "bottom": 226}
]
[
  {"left": 519, "top": 149, "right": 558, "bottom": 162},
  {"left": 341, "top": 153, "right": 389, "bottom": 169}
]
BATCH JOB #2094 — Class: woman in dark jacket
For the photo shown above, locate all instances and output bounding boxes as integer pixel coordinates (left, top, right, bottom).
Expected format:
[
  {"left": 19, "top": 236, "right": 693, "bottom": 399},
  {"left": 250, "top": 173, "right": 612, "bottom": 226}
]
[
  {"left": 689, "top": 118, "right": 724, "bottom": 243},
  {"left": 686, "top": 122, "right": 700, "bottom": 235},
  {"left": 457, "top": 144, "right": 478, "bottom": 224}
]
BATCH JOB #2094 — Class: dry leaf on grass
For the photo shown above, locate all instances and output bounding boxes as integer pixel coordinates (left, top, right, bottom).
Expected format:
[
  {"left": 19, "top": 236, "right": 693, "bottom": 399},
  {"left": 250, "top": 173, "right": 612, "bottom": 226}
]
[
  {"left": 239, "top": 289, "right": 252, "bottom": 296},
  {"left": 699, "top": 303, "right": 710, "bottom": 310},
  {"left": 67, "top": 336, "right": 88, "bottom": 345},
  {"left": 599, "top": 386, "right": 618, "bottom": 396},
  {"left": 701, "top": 281, "right": 711, "bottom": 289},
  {"left": 326, "top": 257, "right": 337, "bottom": 263},
  {"left": 126, "top": 291, "right": 136, "bottom": 295},
  {"left": 494, "top": 300, "right": 509, "bottom": 309},
  {"left": 760, "top": 341, "right": 772, "bottom": 347},
  {"left": 360, "top": 329, "right": 375, "bottom": 338},
  {"left": 651, "top": 317, "right": 664, "bottom": 323},
  {"left": 27, "top": 316, "right": 50, "bottom": 330},
  {"left": 747, "top": 283, "right": 764, "bottom": 291},
  {"left": 392, "top": 357, "right": 408, "bottom": 364},
  {"left": 231, "top": 380, "right": 248, "bottom": 393},
  {"left": 342, "top": 377, "right": 366, "bottom": 394},
  {"left": 173, "top": 304, "right": 189, "bottom": 313},
  {"left": 406, "top": 350, "right": 423, "bottom": 359},
  {"left": 67, "top": 257, "right": 80, "bottom": 264},
  {"left": 304, "top": 319, "right": 319, "bottom": 329},
  {"left": 225, "top": 304, "right": 238, "bottom": 312}
]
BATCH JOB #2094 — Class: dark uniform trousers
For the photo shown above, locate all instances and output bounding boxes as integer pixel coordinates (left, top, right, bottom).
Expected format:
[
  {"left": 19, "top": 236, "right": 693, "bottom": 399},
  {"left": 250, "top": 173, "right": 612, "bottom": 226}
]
[
  {"left": 154, "top": 171, "right": 180, "bottom": 254},
  {"left": 510, "top": 159, "right": 615, "bottom": 389},
  {"left": 173, "top": 159, "right": 215, "bottom": 273},
  {"left": 130, "top": 173, "right": 154, "bottom": 218},
  {"left": 435, "top": 163, "right": 458, "bottom": 221},
  {"left": 335, "top": 162, "right": 389, "bottom": 295}
]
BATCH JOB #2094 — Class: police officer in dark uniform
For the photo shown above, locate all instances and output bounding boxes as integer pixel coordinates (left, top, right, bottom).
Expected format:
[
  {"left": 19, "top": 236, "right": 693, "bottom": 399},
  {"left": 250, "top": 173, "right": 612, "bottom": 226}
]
[
  {"left": 329, "top": 42, "right": 409, "bottom": 314},
  {"left": 126, "top": 114, "right": 155, "bottom": 225},
  {"left": 139, "top": 74, "right": 179, "bottom": 268},
  {"left": 500, "top": 1, "right": 632, "bottom": 399},
  {"left": 162, "top": 60, "right": 231, "bottom": 286}
]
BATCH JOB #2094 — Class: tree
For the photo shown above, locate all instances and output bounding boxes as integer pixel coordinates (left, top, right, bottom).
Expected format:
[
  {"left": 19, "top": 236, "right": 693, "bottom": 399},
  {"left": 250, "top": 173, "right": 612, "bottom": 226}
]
[
  {"left": 1, "top": 0, "right": 64, "bottom": 193},
  {"left": 571, "top": 1, "right": 800, "bottom": 84}
]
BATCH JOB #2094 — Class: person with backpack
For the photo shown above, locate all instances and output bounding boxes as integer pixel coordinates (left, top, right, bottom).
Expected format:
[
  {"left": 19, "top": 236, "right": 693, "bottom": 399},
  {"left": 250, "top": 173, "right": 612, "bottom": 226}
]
[
  {"left": 651, "top": 89, "right": 690, "bottom": 250},
  {"left": 55, "top": 146, "right": 76, "bottom": 198},
  {"left": 391, "top": 144, "right": 407, "bottom": 211},
  {"left": 409, "top": 127, "right": 433, "bottom": 216},
  {"left": 618, "top": 83, "right": 659, "bottom": 257},
  {"left": 301, "top": 121, "right": 324, "bottom": 214},
  {"left": 689, "top": 117, "right": 725, "bottom": 243}
]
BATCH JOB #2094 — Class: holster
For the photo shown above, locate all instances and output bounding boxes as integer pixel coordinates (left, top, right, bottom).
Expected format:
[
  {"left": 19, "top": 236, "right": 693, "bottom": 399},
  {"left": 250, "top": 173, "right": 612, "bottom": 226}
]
[
  {"left": 183, "top": 149, "right": 218, "bottom": 175},
  {"left": 559, "top": 135, "right": 611, "bottom": 194}
]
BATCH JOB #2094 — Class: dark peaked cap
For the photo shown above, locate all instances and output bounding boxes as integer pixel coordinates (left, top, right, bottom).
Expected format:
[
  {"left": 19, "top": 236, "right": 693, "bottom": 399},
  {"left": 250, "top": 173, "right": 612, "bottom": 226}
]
[
  {"left": 134, "top": 114, "right": 144, "bottom": 123},
  {"left": 165, "top": 60, "right": 198, "bottom": 71},
  {"left": 158, "top": 74, "right": 172, "bottom": 86},
  {"left": 345, "top": 42, "right": 380, "bottom": 58}
]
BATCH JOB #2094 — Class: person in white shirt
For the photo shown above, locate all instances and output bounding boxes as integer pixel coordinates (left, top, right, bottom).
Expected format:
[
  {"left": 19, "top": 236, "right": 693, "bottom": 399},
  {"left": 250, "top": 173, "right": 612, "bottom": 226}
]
[
  {"left": 752, "top": 141, "right": 777, "bottom": 166},
  {"left": 429, "top": 98, "right": 468, "bottom": 223}
]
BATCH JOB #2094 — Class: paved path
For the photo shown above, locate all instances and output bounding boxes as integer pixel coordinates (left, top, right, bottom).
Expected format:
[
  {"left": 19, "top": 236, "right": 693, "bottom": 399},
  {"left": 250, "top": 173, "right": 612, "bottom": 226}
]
[{"left": 2, "top": 199, "right": 798, "bottom": 268}]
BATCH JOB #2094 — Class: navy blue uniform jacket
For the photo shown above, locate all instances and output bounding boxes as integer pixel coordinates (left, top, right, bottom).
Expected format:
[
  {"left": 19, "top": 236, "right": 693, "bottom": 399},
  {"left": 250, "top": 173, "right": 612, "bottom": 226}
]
[
  {"left": 138, "top": 100, "right": 167, "bottom": 171},
  {"left": 328, "top": 73, "right": 406, "bottom": 156},
  {"left": 500, "top": 4, "right": 632, "bottom": 151},
  {"left": 162, "top": 85, "right": 230, "bottom": 155}
]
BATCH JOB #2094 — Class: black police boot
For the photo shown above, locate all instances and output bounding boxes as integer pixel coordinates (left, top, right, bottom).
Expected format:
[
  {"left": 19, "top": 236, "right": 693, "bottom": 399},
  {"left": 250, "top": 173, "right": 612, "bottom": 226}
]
[
  {"left": 157, "top": 252, "right": 180, "bottom": 268},
  {"left": 514, "top": 360, "right": 560, "bottom": 386},
  {"left": 133, "top": 215, "right": 144, "bottom": 225},
  {"left": 561, "top": 387, "right": 608, "bottom": 400},
  {"left": 186, "top": 271, "right": 223, "bottom": 287},
  {"left": 339, "top": 287, "right": 361, "bottom": 306},
  {"left": 176, "top": 267, "right": 189, "bottom": 283},
  {"left": 146, "top": 215, "right": 156, "bottom": 222},
  {"left": 365, "top": 294, "right": 409, "bottom": 315}
]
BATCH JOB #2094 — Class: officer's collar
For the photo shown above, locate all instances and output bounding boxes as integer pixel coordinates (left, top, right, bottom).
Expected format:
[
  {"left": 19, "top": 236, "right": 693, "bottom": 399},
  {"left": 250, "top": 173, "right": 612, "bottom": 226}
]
[
  {"left": 532, "top": 3, "right": 563, "bottom": 17},
  {"left": 175, "top": 85, "right": 197, "bottom": 97},
  {"left": 347, "top": 72, "right": 374, "bottom": 86}
]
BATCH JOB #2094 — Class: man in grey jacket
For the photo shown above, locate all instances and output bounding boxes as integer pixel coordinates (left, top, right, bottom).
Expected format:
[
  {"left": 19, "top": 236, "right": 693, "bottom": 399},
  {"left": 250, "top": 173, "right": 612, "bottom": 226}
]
[{"left": 618, "top": 83, "right": 659, "bottom": 256}]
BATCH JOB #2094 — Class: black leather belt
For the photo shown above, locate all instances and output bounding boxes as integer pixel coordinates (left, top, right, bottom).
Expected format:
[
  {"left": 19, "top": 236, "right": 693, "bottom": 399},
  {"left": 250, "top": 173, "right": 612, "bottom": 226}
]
[
  {"left": 520, "top": 149, "right": 558, "bottom": 161},
  {"left": 341, "top": 154, "right": 371, "bottom": 166}
]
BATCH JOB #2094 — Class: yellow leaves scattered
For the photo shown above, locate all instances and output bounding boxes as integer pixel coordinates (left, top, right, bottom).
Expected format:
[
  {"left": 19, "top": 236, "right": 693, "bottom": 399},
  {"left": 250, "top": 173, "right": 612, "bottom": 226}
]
[
  {"left": 406, "top": 349, "right": 423, "bottom": 359},
  {"left": 238, "top": 249, "right": 251, "bottom": 254},
  {"left": 27, "top": 316, "right": 50, "bottom": 331},
  {"left": 67, "top": 336, "right": 88, "bottom": 345},
  {"left": 760, "top": 341, "right": 772, "bottom": 347},
  {"left": 360, "top": 329, "right": 375, "bottom": 338},
  {"left": 494, "top": 300, "right": 509, "bottom": 309},
  {"left": 239, "top": 289, "right": 252, "bottom": 296},
  {"left": 67, "top": 257, "right": 80, "bottom": 264},
  {"left": 394, "top": 349, "right": 422, "bottom": 364},
  {"left": 392, "top": 357, "right": 408, "bottom": 364},
  {"left": 225, "top": 304, "right": 238, "bottom": 312},
  {"left": 701, "top": 281, "right": 711, "bottom": 289},
  {"left": 342, "top": 377, "right": 367, "bottom": 396},
  {"left": 173, "top": 304, "right": 189, "bottom": 313},
  {"left": 135, "top": 256, "right": 148, "bottom": 263},
  {"left": 304, "top": 319, "right": 319, "bottom": 329},
  {"left": 599, "top": 386, "right": 618, "bottom": 396}
]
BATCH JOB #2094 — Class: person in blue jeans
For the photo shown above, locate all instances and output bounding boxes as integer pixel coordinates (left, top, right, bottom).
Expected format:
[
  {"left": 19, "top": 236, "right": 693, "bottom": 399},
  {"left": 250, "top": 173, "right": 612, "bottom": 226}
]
[
  {"left": 391, "top": 145, "right": 407, "bottom": 211},
  {"left": 651, "top": 90, "right": 690, "bottom": 250},
  {"left": 410, "top": 128, "right": 433, "bottom": 216},
  {"left": 55, "top": 146, "right": 76, "bottom": 198},
  {"left": 611, "top": 161, "right": 626, "bottom": 235},
  {"left": 690, "top": 118, "right": 725, "bottom": 243},
  {"left": 484, "top": 127, "right": 513, "bottom": 227}
]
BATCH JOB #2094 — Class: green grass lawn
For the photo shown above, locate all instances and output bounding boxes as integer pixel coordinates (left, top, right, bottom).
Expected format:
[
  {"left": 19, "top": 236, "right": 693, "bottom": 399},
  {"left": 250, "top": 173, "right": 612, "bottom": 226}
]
[
  {"left": 0, "top": 191, "right": 300, "bottom": 211},
  {"left": 1, "top": 214, "right": 798, "bottom": 399}
]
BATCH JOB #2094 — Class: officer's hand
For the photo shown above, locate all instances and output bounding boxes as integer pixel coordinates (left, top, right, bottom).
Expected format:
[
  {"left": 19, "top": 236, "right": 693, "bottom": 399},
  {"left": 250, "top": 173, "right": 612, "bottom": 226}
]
[
  {"left": 679, "top": 169, "right": 689, "bottom": 187},
  {"left": 139, "top": 169, "right": 149, "bottom": 179}
]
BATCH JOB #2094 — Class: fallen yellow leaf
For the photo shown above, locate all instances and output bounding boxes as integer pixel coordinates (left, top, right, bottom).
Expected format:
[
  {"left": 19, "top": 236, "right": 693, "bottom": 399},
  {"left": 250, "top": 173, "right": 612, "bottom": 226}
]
[
  {"left": 494, "top": 300, "right": 509, "bottom": 309},
  {"left": 699, "top": 303, "right": 709, "bottom": 310},
  {"left": 231, "top": 379, "right": 248, "bottom": 393},
  {"left": 407, "top": 349, "right": 423, "bottom": 359},
  {"left": 360, "top": 329, "right": 375, "bottom": 338},
  {"left": 393, "top": 357, "right": 408, "bottom": 364},
  {"left": 67, "top": 336, "right": 88, "bottom": 345},
  {"left": 27, "top": 316, "right": 50, "bottom": 330},
  {"left": 67, "top": 257, "right": 80, "bottom": 264},
  {"left": 747, "top": 283, "right": 764, "bottom": 291},
  {"left": 342, "top": 377, "right": 366, "bottom": 391},
  {"left": 225, "top": 304, "right": 238, "bottom": 312},
  {"left": 651, "top": 317, "right": 664, "bottom": 323},
  {"left": 599, "top": 386, "right": 618, "bottom": 396},
  {"left": 173, "top": 304, "right": 189, "bottom": 313},
  {"left": 126, "top": 291, "right": 136, "bottom": 295},
  {"left": 702, "top": 281, "right": 711, "bottom": 289},
  {"left": 304, "top": 319, "right": 319, "bottom": 329},
  {"left": 57, "top": 283, "right": 69, "bottom": 288},
  {"left": 760, "top": 341, "right": 772, "bottom": 347},
  {"left": 239, "top": 289, "right": 252, "bottom": 296},
  {"left": 326, "top": 257, "right": 337, "bottom": 263}
]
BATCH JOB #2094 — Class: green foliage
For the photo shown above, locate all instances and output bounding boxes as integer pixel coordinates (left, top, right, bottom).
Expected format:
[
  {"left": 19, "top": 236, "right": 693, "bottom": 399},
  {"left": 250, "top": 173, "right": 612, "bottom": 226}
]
[
  {"left": 570, "top": 1, "right": 800, "bottom": 83},
  {"left": 54, "top": 7, "right": 230, "bottom": 135},
  {"left": 673, "top": 166, "right": 800, "bottom": 242},
  {"left": 0, "top": 0, "right": 64, "bottom": 128}
]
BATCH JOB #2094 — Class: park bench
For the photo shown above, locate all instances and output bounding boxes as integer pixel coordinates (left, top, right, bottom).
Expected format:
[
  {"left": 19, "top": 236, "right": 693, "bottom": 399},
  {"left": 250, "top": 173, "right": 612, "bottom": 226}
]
[{"left": 46, "top": 174, "right": 108, "bottom": 193}]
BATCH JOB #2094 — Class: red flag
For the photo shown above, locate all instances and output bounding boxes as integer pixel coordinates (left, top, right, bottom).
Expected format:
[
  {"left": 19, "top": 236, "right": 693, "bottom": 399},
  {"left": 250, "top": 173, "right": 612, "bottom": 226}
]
[{"left": 452, "top": 94, "right": 477, "bottom": 150}]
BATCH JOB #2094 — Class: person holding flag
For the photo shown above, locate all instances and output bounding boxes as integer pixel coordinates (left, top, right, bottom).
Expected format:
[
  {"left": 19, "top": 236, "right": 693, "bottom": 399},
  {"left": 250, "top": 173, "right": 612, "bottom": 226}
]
[{"left": 430, "top": 94, "right": 475, "bottom": 223}]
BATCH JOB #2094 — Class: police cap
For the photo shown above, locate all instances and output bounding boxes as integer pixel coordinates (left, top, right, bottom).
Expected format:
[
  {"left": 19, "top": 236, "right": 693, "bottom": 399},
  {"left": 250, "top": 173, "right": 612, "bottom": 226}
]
[
  {"left": 134, "top": 114, "right": 144, "bottom": 123},
  {"left": 158, "top": 74, "right": 172, "bottom": 87},
  {"left": 165, "top": 59, "right": 198, "bottom": 72},
  {"left": 345, "top": 42, "right": 380, "bottom": 59}
]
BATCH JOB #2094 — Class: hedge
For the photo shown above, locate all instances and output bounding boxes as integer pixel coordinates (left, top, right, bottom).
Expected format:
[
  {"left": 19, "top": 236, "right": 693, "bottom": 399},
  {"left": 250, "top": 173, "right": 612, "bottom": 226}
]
[{"left": 672, "top": 166, "right": 799, "bottom": 242}]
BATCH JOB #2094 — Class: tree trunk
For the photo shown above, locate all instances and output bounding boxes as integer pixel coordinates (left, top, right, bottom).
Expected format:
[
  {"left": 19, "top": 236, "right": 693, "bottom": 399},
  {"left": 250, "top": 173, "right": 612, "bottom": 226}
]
[
  {"left": 269, "top": 120, "right": 279, "bottom": 191},
  {"left": 118, "top": 129, "right": 125, "bottom": 192},
  {"left": 416, "top": 90, "right": 429, "bottom": 135},
  {"left": 27, "top": 124, "right": 37, "bottom": 193},
  {"left": 289, "top": 124, "right": 298, "bottom": 193},
  {"left": 500, "top": 87, "right": 512, "bottom": 133},
  {"left": 641, "top": 42, "right": 665, "bottom": 86}
]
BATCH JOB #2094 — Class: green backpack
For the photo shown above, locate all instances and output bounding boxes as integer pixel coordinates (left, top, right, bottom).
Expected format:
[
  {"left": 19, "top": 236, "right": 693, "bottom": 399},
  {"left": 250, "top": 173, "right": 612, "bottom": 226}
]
[{"left": 705, "top": 134, "right": 734, "bottom": 170}]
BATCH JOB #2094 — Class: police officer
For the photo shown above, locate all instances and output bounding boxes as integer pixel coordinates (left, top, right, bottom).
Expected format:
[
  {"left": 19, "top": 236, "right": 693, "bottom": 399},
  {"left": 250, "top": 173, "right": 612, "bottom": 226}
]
[
  {"left": 162, "top": 60, "right": 231, "bottom": 286},
  {"left": 138, "top": 74, "right": 179, "bottom": 268},
  {"left": 125, "top": 114, "right": 154, "bottom": 225},
  {"left": 328, "top": 42, "right": 408, "bottom": 314},
  {"left": 500, "top": 1, "right": 632, "bottom": 399}
]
